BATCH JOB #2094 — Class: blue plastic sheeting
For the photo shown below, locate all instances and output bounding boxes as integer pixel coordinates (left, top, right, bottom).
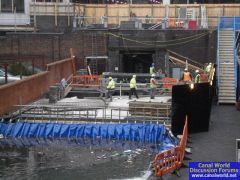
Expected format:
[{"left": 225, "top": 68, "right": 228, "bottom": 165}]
[{"left": 0, "top": 122, "right": 178, "bottom": 150}]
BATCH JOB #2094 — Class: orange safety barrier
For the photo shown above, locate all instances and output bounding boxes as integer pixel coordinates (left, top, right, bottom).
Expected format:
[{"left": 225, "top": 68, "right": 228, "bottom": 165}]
[
  {"left": 153, "top": 117, "right": 188, "bottom": 178},
  {"left": 153, "top": 146, "right": 182, "bottom": 177},
  {"left": 71, "top": 75, "right": 100, "bottom": 87},
  {"left": 179, "top": 117, "right": 188, "bottom": 163},
  {"left": 162, "top": 77, "right": 178, "bottom": 89}
]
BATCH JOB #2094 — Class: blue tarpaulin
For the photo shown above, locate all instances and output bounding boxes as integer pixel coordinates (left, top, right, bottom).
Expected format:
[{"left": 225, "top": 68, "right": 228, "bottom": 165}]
[{"left": 0, "top": 122, "right": 177, "bottom": 150}]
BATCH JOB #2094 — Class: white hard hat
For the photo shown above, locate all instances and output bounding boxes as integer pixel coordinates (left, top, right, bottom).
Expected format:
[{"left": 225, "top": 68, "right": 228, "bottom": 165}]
[
  {"left": 195, "top": 69, "right": 199, "bottom": 73},
  {"left": 133, "top": 74, "right": 136, "bottom": 78},
  {"left": 151, "top": 74, "right": 156, "bottom": 77}
]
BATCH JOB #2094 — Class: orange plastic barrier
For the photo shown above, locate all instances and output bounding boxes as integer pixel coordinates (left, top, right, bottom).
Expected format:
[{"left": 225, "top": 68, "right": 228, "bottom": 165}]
[
  {"left": 162, "top": 77, "right": 178, "bottom": 89},
  {"left": 72, "top": 75, "right": 100, "bottom": 87},
  {"left": 179, "top": 117, "right": 188, "bottom": 163},
  {"left": 153, "top": 117, "right": 188, "bottom": 178},
  {"left": 153, "top": 146, "right": 182, "bottom": 177}
]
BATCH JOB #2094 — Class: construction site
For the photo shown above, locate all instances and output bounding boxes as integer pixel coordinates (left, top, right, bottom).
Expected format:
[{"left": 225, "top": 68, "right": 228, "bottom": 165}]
[{"left": 0, "top": 0, "right": 240, "bottom": 180}]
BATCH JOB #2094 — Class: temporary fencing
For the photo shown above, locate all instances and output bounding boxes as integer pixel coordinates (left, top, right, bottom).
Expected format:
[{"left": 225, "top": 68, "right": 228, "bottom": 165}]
[
  {"left": 153, "top": 116, "right": 188, "bottom": 178},
  {"left": 72, "top": 75, "right": 101, "bottom": 87},
  {"left": 153, "top": 146, "right": 182, "bottom": 177}
]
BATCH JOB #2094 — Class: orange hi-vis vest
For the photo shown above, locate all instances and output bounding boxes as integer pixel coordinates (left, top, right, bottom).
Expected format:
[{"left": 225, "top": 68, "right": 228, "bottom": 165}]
[{"left": 183, "top": 72, "right": 191, "bottom": 81}]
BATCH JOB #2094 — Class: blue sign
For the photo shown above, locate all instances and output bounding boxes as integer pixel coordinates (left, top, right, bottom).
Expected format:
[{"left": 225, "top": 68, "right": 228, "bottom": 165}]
[{"left": 189, "top": 162, "right": 240, "bottom": 180}]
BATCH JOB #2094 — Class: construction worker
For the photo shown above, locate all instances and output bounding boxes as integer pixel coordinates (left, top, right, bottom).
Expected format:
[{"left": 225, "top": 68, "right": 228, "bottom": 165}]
[
  {"left": 194, "top": 69, "right": 201, "bottom": 83},
  {"left": 205, "top": 63, "right": 212, "bottom": 74},
  {"left": 150, "top": 74, "right": 157, "bottom": 99},
  {"left": 129, "top": 74, "right": 139, "bottom": 99},
  {"left": 149, "top": 63, "right": 156, "bottom": 75},
  {"left": 60, "top": 78, "right": 67, "bottom": 99},
  {"left": 106, "top": 76, "right": 115, "bottom": 101},
  {"left": 181, "top": 68, "right": 192, "bottom": 82}
]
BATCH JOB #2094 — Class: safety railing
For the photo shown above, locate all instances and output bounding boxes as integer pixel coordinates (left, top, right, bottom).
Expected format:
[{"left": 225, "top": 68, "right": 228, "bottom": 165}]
[
  {"left": 71, "top": 75, "right": 101, "bottom": 87},
  {"left": 153, "top": 117, "right": 188, "bottom": 178},
  {"left": 101, "top": 75, "right": 179, "bottom": 95}
]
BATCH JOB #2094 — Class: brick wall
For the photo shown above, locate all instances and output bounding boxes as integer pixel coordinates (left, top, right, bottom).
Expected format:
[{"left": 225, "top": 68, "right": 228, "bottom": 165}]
[
  {"left": 0, "top": 31, "right": 107, "bottom": 69},
  {"left": 0, "top": 29, "right": 216, "bottom": 71},
  {"left": 108, "top": 30, "right": 217, "bottom": 64}
]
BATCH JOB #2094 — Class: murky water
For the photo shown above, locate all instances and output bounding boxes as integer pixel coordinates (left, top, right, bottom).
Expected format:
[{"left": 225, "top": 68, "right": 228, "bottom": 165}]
[{"left": 0, "top": 138, "right": 158, "bottom": 180}]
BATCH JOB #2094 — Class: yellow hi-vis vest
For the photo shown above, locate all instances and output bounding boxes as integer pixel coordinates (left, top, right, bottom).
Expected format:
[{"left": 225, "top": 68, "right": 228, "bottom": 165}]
[
  {"left": 205, "top": 64, "right": 211, "bottom": 73},
  {"left": 107, "top": 79, "right": 115, "bottom": 89},
  {"left": 130, "top": 78, "right": 137, "bottom": 89},
  {"left": 150, "top": 67, "right": 155, "bottom": 75},
  {"left": 195, "top": 74, "right": 201, "bottom": 83}
]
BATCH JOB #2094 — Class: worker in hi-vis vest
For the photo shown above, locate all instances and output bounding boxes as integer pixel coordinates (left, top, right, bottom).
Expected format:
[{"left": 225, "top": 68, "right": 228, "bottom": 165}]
[
  {"left": 150, "top": 74, "right": 157, "bottom": 99},
  {"left": 129, "top": 74, "right": 139, "bottom": 99},
  {"left": 205, "top": 63, "right": 212, "bottom": 74},
  {"left": 194, "top": 69, "right": 201, "bottom": 83},
  {"left": 149, "top": 63, "right": 156, "bottom": 75},
  {"left": 181, "top": 68, "right": 192, "bottom": 82},
  {"left": 106, "top": 76, "right": 115, "bottom": 101}
]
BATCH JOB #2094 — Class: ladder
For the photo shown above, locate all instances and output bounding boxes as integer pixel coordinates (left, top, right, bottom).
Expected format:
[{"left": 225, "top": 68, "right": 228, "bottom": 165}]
[{"left": 218, "top": 29, "right": 236, "bottom": 104}]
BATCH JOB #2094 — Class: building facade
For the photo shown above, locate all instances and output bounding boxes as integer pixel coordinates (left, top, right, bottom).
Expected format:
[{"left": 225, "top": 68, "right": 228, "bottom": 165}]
[{"left": 0, "top": 0, "right": 30, "bottom": 26}]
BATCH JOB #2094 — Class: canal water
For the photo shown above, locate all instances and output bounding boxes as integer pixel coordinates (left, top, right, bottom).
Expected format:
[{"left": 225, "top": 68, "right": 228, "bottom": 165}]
[{"left": 0, "top": 138, "right": 160, "bottom": 180}]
